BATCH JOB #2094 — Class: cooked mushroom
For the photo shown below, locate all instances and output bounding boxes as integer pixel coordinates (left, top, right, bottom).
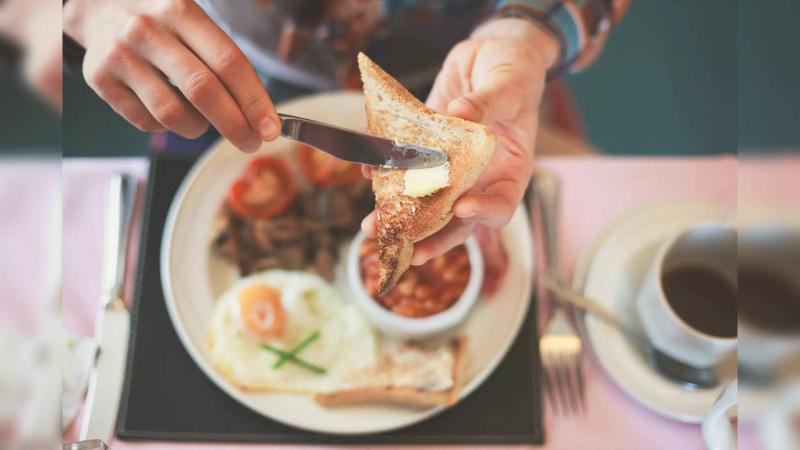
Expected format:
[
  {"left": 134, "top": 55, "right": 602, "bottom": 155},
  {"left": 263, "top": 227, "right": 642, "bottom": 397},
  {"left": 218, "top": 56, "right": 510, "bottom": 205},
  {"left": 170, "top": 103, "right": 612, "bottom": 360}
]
[
  {"left": 314, "top": 247, "right": 335, "bottom": 280},
  {"left": 252, "top": 256, "right": 282, "bottom": 271},
  {"left": 252, "top": 221, "right": 275, "bottom": 253},
  {"left": 215, "top": 159, "right": 374, "bottom": 279}
]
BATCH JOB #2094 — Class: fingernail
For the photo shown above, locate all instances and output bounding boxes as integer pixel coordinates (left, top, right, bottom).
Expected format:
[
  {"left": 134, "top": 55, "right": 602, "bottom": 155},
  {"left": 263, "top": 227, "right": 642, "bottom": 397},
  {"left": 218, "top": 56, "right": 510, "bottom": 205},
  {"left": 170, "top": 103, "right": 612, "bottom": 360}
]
[
  {"left": 259, "top": 117, "right": 278, "bottom": 139},
  {"left": 450, "top": 97, "right": 485, "bottom": 122},
  {"left": 242, "top": 138, "right": 261, "bottom": 152},
  {"left": 361, "top": 221, "right": 376, "bottom": 238},
  {"left": 456, "top": 210, "right": 477, "bottom": 219}
]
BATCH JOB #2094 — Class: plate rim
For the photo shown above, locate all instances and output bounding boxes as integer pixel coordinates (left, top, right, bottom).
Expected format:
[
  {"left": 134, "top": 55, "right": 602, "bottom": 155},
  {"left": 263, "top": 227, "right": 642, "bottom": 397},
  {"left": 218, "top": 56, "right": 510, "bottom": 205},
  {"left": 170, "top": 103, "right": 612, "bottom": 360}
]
[{"left": 159, "top": 91, "right": 535, "bottom": 435}]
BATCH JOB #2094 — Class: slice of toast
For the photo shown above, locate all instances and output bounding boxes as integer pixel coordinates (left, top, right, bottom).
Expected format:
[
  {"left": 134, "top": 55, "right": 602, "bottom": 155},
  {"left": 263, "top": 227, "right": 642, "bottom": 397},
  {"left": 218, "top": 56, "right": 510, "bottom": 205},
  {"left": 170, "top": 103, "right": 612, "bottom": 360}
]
[
  {"left": 314, "top": 337, "right": 467, "bottom": 408},
  {"left": 358, "top": 53, "right": 496, "bottom": 295}
]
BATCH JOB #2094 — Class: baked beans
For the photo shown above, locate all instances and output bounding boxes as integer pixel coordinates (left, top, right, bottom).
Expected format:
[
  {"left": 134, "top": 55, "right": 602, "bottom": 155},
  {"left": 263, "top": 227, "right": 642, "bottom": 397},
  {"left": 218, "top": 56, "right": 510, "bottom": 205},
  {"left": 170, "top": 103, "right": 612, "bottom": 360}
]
[{"left": 360, "top": 239, "right": 471, "bottom": 317}]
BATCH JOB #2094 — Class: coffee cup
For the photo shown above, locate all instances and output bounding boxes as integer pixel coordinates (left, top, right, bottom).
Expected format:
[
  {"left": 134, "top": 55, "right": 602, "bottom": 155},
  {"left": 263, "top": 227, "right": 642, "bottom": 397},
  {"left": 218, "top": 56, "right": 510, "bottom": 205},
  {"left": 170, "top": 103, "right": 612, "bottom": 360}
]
[
  {"left": 738, "top": 225, "right": 800, "bottom": 372},
  {"left": 636, "top": 223, "right": 737, "bottom": 368}
]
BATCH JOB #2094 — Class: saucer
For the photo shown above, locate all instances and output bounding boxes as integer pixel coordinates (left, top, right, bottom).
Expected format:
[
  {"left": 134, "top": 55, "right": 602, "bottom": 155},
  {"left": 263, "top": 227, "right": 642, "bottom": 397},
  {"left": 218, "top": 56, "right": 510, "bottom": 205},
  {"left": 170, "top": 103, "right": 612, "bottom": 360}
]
[{"left": 572, "top": 200, "right": 736, "bottom": 423}]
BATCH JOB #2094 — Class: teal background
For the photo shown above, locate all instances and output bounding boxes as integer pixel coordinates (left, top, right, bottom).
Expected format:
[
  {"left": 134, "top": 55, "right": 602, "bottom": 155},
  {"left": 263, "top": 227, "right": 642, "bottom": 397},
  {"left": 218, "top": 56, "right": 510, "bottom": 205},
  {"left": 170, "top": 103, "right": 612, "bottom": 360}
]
[
  {"left": 2, "top": 1, "right": 799, "bottom": 156},
  {"left": 568, "top": 0, "right": 738, "bottom": 155},
  {"left": 736, "top": 0, "right": 800, "bottom": 152},
  {"left": 0, "top": 75, "right": 60, "bottom": 154}
]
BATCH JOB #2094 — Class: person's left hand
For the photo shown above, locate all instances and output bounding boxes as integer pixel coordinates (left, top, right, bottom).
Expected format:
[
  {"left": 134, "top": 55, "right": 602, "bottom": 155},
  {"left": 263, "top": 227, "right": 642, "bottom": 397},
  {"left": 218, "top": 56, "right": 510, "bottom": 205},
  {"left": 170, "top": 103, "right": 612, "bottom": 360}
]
[
  {"left": 362, "top": 17, "right": 559, "bottom": 265},
  {"left": 0, "top": 0, "right": 63, "bottom": 110}
]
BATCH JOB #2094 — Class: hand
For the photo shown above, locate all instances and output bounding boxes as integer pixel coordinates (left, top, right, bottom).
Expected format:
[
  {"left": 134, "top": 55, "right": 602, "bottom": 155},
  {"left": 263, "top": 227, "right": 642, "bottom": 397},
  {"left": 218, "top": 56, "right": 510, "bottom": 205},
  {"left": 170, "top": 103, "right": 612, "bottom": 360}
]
[
  {"left": 0, "top": 0, "right": 63, "bottom": 110},
  {"left": 362, "top": 18, "right": 559, "bottom": 264},
  {"left": 63, "top": 0, "right": 281, "bottom": 152}
]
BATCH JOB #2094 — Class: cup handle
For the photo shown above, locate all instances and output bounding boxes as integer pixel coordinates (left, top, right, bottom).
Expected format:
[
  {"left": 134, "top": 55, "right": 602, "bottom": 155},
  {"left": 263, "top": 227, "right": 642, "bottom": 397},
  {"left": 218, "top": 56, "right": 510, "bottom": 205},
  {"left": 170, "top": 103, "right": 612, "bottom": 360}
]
[{"left": 702, "top": 380, "right": 737, "bottom": 450}]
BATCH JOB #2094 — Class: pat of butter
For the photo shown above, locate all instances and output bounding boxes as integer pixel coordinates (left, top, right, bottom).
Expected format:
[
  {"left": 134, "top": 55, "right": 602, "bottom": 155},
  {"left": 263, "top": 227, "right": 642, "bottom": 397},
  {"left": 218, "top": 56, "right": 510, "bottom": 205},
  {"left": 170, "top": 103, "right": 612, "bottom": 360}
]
[{"left": 403, "top": 162, "right": 450, "bottom": 197}]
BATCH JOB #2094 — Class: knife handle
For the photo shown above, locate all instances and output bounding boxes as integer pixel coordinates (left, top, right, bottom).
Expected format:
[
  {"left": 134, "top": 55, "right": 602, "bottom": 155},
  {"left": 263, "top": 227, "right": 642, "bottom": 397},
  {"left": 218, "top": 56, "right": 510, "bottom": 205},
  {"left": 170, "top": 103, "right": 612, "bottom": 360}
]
[
  {"left": 79, "top": 307, "right": 130, "bottom": 442},
  {"left": 100, "top": 174, "right": 137, "bottom": 305},
  {"left": 532, "top": 170, "right": 561, "bottom": 279}
]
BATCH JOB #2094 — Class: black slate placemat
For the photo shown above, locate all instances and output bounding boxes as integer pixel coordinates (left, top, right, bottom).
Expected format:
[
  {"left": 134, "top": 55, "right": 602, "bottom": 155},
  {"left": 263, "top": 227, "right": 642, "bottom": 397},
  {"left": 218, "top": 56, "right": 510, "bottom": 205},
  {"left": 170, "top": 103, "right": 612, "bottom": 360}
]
[{"left": 117, "top": 153, "right": 543, "bottom": 445}]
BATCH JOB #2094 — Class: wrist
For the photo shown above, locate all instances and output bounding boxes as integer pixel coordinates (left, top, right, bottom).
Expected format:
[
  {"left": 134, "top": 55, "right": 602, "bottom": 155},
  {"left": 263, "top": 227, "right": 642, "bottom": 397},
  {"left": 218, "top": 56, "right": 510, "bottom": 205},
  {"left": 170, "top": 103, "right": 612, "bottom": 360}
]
[{"left": 471, "top": 17, "right": 559, "bottom": 71}]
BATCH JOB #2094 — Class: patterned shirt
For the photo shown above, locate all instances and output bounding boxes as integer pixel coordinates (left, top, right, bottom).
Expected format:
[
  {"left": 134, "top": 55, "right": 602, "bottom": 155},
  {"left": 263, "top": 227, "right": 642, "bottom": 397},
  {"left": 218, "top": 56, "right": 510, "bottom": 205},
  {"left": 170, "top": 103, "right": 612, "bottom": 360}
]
[
  {"left": 198, "top": 0, "right": 628, "bottom": 89},
  {"left": 199, "top": 0, "right": 510, "bottom": 89}
]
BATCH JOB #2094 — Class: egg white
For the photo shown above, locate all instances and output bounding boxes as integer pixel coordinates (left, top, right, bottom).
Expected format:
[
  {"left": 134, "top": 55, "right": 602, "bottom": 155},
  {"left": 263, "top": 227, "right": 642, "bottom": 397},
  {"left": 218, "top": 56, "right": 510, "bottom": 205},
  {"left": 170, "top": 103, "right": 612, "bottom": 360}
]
[{"left": 209, "top": 270, "right": 378, "bottom": 394}]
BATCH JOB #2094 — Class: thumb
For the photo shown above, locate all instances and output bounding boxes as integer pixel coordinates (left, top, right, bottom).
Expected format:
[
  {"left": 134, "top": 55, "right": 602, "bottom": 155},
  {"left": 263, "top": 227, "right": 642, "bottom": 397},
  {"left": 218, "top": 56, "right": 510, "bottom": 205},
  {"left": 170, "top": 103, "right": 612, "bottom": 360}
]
[{"left": 446, "top": 68, "right": 523, "bottom": 124}]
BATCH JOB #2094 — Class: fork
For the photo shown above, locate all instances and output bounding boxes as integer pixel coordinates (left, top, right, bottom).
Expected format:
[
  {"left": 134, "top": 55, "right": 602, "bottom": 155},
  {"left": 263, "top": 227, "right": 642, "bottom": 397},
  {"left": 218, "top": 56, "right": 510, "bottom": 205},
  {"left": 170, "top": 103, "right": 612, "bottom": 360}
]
[
  {"left": 540, "top": 307, "right": 585, "bottom": 416},
  {"left": 532, "top": 171, "right": 585, "bottom": 416}
]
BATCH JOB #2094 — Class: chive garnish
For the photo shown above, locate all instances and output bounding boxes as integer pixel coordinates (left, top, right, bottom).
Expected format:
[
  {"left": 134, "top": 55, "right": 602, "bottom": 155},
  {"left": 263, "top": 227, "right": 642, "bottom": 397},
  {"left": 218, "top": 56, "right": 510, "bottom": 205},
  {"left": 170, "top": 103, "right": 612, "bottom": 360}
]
[
  {"left": 273, "top": 330, "right": 320, "bottom": 369},
  {"left": 260, "top": 343, "right": 327, "bottom": 374}
]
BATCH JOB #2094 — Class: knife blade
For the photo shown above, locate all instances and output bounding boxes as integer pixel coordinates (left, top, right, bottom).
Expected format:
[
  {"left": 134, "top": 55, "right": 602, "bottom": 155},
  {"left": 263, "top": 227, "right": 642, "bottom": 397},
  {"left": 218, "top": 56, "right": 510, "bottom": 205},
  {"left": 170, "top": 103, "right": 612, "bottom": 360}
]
[
  {"left": 279, "top": 113, "right": 447, "bottom": 169},
  {"left": 79, "top": 174, "right": 137, "bottom": 443}
]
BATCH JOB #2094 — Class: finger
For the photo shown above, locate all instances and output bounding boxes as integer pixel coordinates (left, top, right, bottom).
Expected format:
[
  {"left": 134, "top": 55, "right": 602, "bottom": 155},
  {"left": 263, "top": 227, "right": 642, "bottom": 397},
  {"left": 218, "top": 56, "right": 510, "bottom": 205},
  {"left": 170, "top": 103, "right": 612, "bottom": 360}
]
[
  {"left": 425, "top": 44, "right": 470, "bottom": 113},
  {"left": 361, "top": 210, "right": 377, "bottom": 238},
  {"left": 25, "top": 45, "right": 63, "bottom": 111},
  {"left": 453, "top": 190, "right": 518, "bottom": 228},
  {"left": 122, "top": 16, "right": 261, "bottom": 151},
  {"left": 411, "top": 219, "right": 475, "bottom": 266},
  {"left": 167, "top": 4, "right": 280, "bottom": 141},
  {"left": 447, "top": 68, "right": 523, "bottom": 124},
  {"left": 425, "top": 66, "right": 454, "bottom": 114},
  {"left": 92, "top": 78, "right": 165, "bottom": 132},
  {"left": 84, "top": 55, "right": 166, "bottom": 132},
  {"left": 114, "top": 49, "right": 210, "bottom": 139}
]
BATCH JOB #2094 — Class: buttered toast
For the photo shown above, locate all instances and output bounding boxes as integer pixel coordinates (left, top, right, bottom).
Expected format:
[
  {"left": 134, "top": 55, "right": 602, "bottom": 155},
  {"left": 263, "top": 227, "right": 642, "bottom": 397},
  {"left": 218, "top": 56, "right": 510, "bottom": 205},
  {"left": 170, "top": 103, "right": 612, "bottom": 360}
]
[
  {"left": 314, "top": 338, "right": 466, "bottom": 407},
  {"left": 357, "top": 53, "right": 495, "bottom": 295}
]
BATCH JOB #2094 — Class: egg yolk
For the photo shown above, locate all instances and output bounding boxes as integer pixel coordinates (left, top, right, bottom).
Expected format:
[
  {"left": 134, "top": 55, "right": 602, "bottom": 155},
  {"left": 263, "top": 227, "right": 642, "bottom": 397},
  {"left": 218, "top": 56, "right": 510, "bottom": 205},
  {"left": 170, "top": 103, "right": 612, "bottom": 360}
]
[{"left": 239, "top": 284, "right": 286, "bottom": 340}]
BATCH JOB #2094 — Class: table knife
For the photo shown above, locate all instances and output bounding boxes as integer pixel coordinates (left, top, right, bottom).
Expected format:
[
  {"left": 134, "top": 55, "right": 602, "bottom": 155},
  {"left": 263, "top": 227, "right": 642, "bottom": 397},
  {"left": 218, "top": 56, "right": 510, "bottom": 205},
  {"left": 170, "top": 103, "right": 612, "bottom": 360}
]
[
  {"left": 278, "top": 113, "right": 447, "bottom": 169},
  {"left": 79, "top": 174, "right": 137, "bottom": 443}
]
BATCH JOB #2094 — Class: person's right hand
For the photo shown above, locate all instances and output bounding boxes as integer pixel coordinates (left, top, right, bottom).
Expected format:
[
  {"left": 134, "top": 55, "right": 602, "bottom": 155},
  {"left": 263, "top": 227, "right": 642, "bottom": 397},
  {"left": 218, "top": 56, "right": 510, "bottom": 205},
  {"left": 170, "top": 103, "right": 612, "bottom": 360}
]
[{"left": 64, "top": 0, "right": 280, "bottom": 152}]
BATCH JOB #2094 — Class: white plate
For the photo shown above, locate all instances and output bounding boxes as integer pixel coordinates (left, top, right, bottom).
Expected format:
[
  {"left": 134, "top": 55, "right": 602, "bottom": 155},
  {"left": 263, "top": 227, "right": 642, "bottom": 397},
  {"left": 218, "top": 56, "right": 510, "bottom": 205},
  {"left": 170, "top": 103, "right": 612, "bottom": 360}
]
[
  {"left": 572, "top": 200, "right": 736, "bottom": 423},
  {"left": 160, "top": 91, "right": 535, "bottom": 434}
]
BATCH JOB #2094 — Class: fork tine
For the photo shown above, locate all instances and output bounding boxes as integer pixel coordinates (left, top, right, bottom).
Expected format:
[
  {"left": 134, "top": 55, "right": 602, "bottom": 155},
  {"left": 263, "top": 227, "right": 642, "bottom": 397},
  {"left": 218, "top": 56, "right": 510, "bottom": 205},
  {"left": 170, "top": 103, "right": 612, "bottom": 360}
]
[
  {"left": 575, "top": 353, "right": 586, "bottom": 413},
  {"left": 539, "top": 309, "right": 585, "bottom": 416},
  {"left": 558, "top": 353, "right": 580, "bottom": 415},
  {"left": 541, "top": 356, "right": 560, "bottom": 416},
  {"left": 570, "top": 354, "right": 585, "bottom": 415},
  {"left": 555, "top": 354, "right": 571, "bottom": 416},
  {"left": 551, "top": 354, "right": 572, "bottom": 416}
]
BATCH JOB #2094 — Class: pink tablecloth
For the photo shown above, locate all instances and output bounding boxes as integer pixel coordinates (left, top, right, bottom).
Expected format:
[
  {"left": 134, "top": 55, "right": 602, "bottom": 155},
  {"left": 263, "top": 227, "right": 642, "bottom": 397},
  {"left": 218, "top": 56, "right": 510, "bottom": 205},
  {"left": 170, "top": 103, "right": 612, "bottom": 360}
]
[{"left": 60, "top": 155, "right": 751, "bottom": 449}]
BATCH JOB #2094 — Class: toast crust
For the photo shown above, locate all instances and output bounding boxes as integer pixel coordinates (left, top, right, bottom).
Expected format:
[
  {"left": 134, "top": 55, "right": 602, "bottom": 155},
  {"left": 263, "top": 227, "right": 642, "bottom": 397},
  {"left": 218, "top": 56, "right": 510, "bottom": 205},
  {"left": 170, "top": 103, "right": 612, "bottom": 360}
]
[
  {"left": 358, "top": 53, "right": 495, "bottom": 294},
  {"left": 313, "top": 337, "right": 467, "bottom": 408}
]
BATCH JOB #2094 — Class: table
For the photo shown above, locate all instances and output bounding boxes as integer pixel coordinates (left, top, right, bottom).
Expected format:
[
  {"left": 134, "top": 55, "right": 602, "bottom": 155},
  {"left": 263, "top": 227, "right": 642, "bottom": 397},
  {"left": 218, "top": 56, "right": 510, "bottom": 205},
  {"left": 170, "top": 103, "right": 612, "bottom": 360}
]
[{"left": 57, "top": 155, "right": 755, "bottom": 449}]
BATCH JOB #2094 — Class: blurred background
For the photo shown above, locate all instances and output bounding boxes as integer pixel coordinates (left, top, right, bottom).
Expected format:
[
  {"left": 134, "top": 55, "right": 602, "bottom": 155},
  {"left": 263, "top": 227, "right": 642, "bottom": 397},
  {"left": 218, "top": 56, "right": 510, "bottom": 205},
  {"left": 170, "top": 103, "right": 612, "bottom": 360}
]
[
  {"left": 0, "top": 68, "right": 60, "bottom": 156},
  {"left": 0, "top": 0, "right": 795, "bottom": 157},
  {"left": 30, "top": 0, "right": 789, "bottom": 157}
]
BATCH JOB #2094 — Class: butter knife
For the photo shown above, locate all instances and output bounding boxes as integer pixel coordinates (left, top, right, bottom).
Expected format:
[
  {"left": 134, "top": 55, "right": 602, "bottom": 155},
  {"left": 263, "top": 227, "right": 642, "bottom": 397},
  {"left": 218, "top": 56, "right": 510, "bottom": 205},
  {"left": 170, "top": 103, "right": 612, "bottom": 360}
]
[
  {"left": 279, "top": 113, "right": 447, "bottom": 169},
  {"left": 79, "top": 174, "right": 137, "bottom": 443}
]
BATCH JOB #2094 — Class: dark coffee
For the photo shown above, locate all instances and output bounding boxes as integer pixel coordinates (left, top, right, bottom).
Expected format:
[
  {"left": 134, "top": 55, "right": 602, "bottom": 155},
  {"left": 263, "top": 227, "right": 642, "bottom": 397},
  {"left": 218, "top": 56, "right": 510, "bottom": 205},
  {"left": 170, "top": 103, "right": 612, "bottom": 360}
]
[
  {"left": 738, "top": 265, "right": 800, "bottom": 333},
  {"left": 661, "top": 265, "right": 737, "bottom": 338}
]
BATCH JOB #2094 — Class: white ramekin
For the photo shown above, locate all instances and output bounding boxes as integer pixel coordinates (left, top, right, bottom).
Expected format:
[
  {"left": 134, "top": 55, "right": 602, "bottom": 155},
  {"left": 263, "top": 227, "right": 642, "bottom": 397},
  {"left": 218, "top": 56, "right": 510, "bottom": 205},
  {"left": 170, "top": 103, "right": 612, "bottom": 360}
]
[{"left": 346, "top": 231, "right": 483, "bottom": 340}]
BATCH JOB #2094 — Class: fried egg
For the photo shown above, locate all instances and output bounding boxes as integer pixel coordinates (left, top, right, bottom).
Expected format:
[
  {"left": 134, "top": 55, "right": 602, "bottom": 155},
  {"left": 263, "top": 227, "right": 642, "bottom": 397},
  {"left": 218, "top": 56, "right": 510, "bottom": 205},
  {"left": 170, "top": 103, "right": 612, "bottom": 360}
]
[{"left": 209, "top": 270, "right": 378, "bottom": 394}]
